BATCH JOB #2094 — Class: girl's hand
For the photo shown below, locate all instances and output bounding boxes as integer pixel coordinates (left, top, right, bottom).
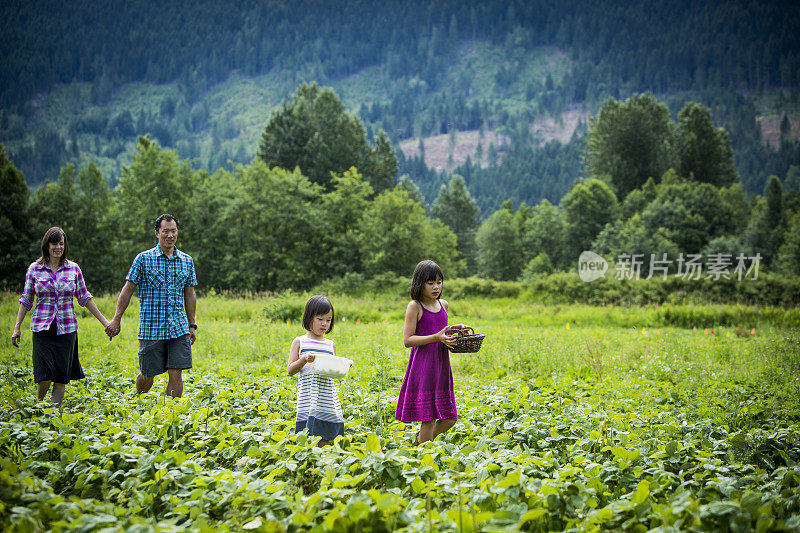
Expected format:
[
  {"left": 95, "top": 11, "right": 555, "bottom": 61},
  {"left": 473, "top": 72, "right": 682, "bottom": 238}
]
[
  {"left": 449, "top": 323, "right": 469, "bottom": 332},
  {"left": 436, "top": 327, "right": 456, "bottom": 347},
  {"left": 11, "top": 326, "right": 21, "bottom": 348},
  {"left": 304, "top": 354, "right": 316, "bottom": 363}
]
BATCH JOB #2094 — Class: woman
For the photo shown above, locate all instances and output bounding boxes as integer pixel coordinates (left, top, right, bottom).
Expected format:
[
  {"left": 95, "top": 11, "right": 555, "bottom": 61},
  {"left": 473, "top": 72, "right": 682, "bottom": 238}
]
[{"left": 11, "top": 227, "right": 109, "bottom": 406}]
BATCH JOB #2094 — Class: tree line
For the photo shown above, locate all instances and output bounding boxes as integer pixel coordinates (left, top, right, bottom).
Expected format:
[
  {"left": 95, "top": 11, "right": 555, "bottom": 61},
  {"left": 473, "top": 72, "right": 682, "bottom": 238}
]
[{"left": 2, "top": 88, "right": 798, "bottom": 293}]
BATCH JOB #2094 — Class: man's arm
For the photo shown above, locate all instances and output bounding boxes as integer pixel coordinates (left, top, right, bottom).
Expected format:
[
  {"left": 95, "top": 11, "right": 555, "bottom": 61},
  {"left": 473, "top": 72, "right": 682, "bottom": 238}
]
[
  {"left": 185, "top": 285, "right": 196, "bottom": 344},
  {"left": 106, "top": 280, "right": 136, "bottom": 339}
]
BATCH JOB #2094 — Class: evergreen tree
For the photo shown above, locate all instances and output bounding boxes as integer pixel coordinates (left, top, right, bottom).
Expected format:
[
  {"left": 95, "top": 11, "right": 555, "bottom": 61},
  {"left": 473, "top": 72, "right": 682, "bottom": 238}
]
[
  {"left": 432, "top": 174, "right": 480, "bottom": 272},
  {"left": 475, "top": 205, "right": 523, "bottom": 280},
  {"left": 258, "top": 83, "right": 397, "bottom": 193},
  {"left": 522, "top": 199, "right": 567, "bottom": 269},
  {"left": 395, "top": 174, "right": 426, "bottom": 207},
  {"left": 584, "top": 93, "right": 676, "bottom": 198},
  {"left": 0, "top": 144, "right": 30, "bottom": 288},
  {"left": 747, "top": 175, "right": 786, "bottom": 266},
  {"left": 776, "top": 211, "right": 800, "bottom": 275},
  {"left": 30, "top": 164, "right": 79, "bottom": 239},
  {"left": 561, "top": 178, "right": 619, "bottom": 263},
  {"left": 676, "top": 102, "right": 737, "bottom": 187}
]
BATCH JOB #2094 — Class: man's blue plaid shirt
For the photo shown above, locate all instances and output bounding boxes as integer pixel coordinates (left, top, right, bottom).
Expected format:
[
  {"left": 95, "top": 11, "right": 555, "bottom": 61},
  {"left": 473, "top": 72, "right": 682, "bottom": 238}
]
[{"left": 126, "top": 246, "right": 197, "bottom": 340}]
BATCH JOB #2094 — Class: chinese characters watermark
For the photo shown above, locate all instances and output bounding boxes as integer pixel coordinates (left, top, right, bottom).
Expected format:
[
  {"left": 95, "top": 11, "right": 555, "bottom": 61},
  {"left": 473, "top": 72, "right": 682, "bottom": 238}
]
[{"left": 578, "top": 252, "right": 762, "bottom": 282}]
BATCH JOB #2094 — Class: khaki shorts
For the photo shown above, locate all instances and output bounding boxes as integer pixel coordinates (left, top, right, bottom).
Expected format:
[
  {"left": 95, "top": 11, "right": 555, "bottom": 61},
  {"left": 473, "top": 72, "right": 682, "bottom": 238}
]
[{"left": 138, "top": 335, "right": 192, "bottom": 377}]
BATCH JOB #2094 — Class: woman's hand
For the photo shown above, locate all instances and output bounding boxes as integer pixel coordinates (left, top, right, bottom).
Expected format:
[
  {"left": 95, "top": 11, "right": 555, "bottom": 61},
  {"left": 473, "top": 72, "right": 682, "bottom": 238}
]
[
  {"left": 11, "top": 326, "right": 21, "bottom": 347},
  {"left": 436, "top": 326, "right": 456, "bottom": 348}
]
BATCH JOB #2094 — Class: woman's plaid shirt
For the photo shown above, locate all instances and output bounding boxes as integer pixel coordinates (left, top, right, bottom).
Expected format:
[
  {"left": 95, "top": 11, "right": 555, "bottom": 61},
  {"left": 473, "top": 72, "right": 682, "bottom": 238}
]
[{"left": 19, "top": 260, "right": 93, "bottom": 334}]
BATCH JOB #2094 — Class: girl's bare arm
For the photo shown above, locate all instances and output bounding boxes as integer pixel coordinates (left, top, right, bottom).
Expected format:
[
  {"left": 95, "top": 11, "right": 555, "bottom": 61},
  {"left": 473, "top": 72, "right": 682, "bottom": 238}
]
[
  {"left": 402, "top": 300, "right": 455, "bottom": 348},
  {"left": 287, "top": 337, "right": 314, "bottom": 375}
]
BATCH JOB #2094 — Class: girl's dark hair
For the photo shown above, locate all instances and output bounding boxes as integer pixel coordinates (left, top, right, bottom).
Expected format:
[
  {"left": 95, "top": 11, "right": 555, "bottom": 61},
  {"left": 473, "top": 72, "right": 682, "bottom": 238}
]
[
  {"left": 410, "top": 260, "right": 444, "bottom": 301},
  {"left": 37, "top": 227, "right": 68, "bottom": 266},
  {"left": 302, "top": 295, "right": 335, "bottom": 333}
]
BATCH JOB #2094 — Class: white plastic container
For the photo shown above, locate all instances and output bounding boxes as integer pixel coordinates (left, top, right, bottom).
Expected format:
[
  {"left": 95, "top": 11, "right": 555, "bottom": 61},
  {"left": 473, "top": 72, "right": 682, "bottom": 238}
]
[{"left": 313, "top": 354, "right": 354, "bottom": 379}]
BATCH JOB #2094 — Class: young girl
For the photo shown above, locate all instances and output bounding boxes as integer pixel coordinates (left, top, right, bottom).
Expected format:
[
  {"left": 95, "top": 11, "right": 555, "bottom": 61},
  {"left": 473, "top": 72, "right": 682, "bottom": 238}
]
[
  {"left": 287, "top": 295, "right": 345, "bottom": 445},
  {"left": 395, "top": 260, "right": 467, "bottom": 444}
]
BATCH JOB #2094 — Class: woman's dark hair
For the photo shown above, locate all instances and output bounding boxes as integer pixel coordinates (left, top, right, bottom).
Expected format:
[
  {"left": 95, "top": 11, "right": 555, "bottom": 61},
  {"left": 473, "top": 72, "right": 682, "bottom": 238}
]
[
  {"left": 410, "top": 260, "right": 444, "bottom": 301},
  {"left": 302, "top": 295, "right": 335, "bottom": 333},
  {"left": 37, "top": 227, "right": 68, "bottom": 266},
  {"left": 154, "top": 214, "right": 179, "bottom": 231}
]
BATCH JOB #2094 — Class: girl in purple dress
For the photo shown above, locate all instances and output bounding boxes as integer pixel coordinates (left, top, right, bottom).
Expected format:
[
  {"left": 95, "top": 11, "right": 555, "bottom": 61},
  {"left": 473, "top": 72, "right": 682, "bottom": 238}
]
[{"left": 395, "top": 260, "right": 468, "bottom": 444}]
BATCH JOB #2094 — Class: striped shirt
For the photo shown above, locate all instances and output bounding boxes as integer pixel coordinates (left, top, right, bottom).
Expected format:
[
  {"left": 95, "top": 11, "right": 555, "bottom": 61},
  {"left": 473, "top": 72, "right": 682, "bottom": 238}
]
[
  {"left": 295, "top": 337, "right": 344, "bottom": 425},
  {"left": 19, "top": 260, "right": 93, "bottom": 335},
  {"left": 126, "top": 246, "right": 197, "bottom": 340}
]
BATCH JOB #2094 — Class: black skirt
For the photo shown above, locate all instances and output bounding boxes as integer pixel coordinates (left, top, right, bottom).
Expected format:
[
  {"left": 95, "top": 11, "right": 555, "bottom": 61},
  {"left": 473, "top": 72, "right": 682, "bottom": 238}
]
[{"left": 32, "top": 321, "right": 85, "bottom": 384}]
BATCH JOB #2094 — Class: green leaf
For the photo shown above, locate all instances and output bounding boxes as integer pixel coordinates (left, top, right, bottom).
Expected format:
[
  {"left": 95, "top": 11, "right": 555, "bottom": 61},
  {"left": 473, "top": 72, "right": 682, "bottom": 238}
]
[
  {"left": 333, "top": 472, "right": 369, "bottom": 489},
  {"left": 366, "top": 434, "right": 381, "bottom": 453},
  {"left": 347, "top": 501, "right": 372, "bottom": 522},
  {"left": 496, "top": 469, "right": 521, "bottom": 489},
  {"left": 631, "top": 479, "right": 650, "bottom": 506},
  {"left": 519, "top": 508, "right": 548, "bottom": 523},
  {"left": 411, "top": 477, "right": 427, "bottom": 494}
]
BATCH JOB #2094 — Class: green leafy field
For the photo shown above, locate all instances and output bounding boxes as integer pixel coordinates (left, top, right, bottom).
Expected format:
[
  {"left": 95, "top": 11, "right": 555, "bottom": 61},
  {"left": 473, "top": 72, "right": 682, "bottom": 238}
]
[{"left": 1, "top": 293, "right": 799, "bottom": 531}]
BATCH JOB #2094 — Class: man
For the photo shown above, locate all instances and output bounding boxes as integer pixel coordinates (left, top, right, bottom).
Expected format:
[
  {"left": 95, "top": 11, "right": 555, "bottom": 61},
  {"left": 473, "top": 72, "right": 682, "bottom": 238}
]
[{"left": 106, "top": 214, "right": 197, "bottom": 397}]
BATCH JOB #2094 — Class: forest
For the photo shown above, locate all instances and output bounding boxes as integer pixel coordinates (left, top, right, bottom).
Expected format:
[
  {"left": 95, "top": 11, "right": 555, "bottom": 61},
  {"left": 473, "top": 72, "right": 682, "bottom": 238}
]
[
  {"left": 1, "top": 0, "right": 800, "bottom": 216},
  {"left": 2, "top": 85, "right": 799, "bottom": 296}
]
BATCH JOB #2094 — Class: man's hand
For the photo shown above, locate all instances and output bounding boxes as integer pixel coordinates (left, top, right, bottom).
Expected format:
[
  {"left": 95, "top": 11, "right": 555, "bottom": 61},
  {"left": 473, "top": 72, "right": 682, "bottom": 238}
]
[
  {"left": 105, "top": 319, "right": 121, "bottom": 340},
  {"left": 189, "top": 328, "right": 196, "bottom": 345}
]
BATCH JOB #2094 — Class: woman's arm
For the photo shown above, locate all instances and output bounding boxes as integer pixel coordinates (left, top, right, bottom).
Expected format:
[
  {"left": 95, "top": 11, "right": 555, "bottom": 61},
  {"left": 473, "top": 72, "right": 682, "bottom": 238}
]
[
  {"left": 402, "top": 300, "right": 456, "bottom": 348},
  {"left": 287, "top": 337, "right": 314, "bottom": 376},
  {"left": 84, "top": 298, "right": 109, "bottom": 329},
  {"left": 11, "top": 303, "right": 30, "bottom": 347},
  {"left": 12, "top": 266, "right": 35, "bottom": 347}
]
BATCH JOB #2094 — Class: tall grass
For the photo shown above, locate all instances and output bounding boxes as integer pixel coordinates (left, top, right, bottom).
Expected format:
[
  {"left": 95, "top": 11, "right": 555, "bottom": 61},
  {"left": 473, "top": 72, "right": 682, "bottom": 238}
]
[{"left": 2, "top": 291, "right": 797, "bottom": 421}]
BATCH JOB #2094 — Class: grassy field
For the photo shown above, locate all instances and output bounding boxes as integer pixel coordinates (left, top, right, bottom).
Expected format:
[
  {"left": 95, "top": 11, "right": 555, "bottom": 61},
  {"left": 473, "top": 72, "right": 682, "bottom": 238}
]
[{"left": 1, "top": 292, "right": 799, "bottom": 531}]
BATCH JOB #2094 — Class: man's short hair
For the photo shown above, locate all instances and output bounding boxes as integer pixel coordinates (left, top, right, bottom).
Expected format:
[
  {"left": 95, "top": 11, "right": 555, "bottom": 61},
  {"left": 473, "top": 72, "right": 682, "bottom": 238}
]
[{"left": 155, "top": 214, "right": 180, "bottom": 231}]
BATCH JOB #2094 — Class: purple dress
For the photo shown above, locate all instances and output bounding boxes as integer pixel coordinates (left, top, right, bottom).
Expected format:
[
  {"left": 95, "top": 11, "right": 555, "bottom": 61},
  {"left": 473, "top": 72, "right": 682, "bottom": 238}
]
[{"left": 395, "top": 303, "right": 457, "bottom": 422}]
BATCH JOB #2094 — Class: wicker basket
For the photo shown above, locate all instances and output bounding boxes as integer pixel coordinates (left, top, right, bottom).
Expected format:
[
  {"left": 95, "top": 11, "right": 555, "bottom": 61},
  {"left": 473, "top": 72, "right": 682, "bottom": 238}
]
[{"left": 445, "top": 327, "right": 485, "bottom": 353}]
